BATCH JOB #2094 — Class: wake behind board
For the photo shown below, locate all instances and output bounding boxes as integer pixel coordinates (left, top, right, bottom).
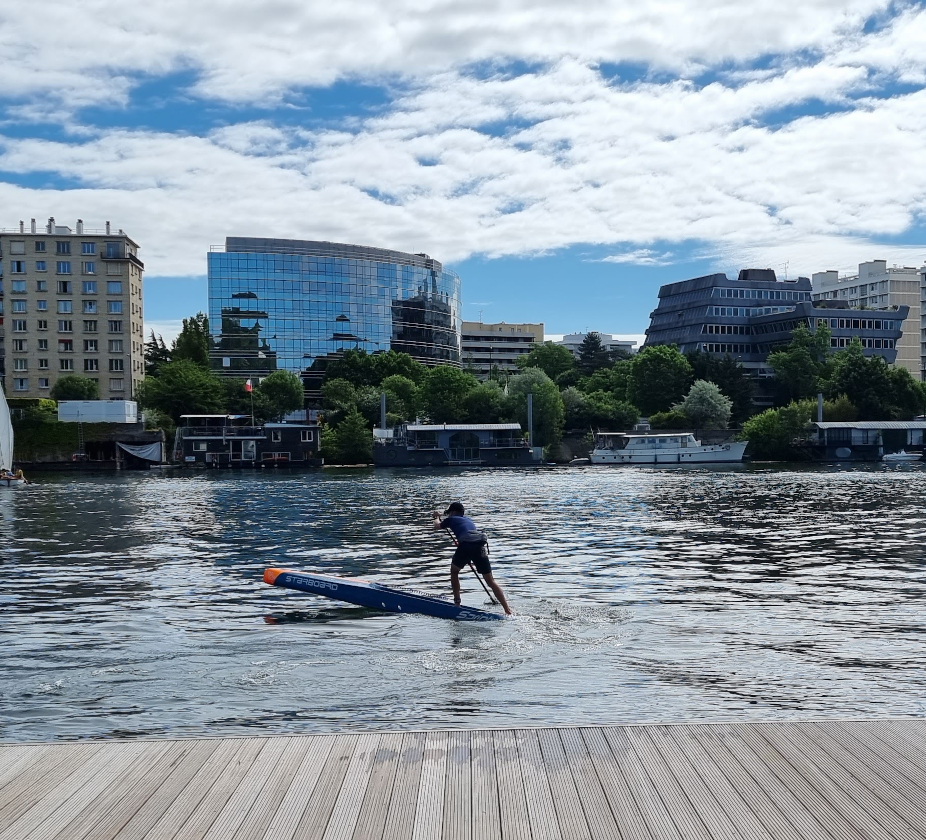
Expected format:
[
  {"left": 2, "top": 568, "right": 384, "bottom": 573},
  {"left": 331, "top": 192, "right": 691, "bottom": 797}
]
[{"left": 264, "top": 568, "right": 505, "bottom": 621}]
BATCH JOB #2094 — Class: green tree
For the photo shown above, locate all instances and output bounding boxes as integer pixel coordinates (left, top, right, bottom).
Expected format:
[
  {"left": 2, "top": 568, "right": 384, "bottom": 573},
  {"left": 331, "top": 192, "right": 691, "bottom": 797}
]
[
  {"left": 676, "top": 380, "right": 732, "bottom": 429},
  {"left": 768, "top": 322, "right": 831, "bottom": 405},
  {"left": 823, "top": 394, "right": 858, "bottom": 421},
  {"left": 578, "top": 360, "right": 633, "bottom": 403},
  {"left": 885, "top": 365, "right": 926, "bottom": 419},
  {"left": 462, "top": 382, "right": 507, "bottom": 424},
  {"left": 223, "top": 379, "right": 272, "bottom": 422},
  {"left": 648, "top": 409, "right": 689, "bottom": 429},
  {"left": 144, "top": 330, "right": 172, "bottom": 377},
  {"left": 516, "top": 342, "right": 576, "bottom": 381},
  {"left": 381, "top": 375, "right": 420, "bottom": 421},
  {"left": 561, "top": 387, "right": 588, "bottom": 430},
  {"left": 50, "top": 375, "right": 100, "bottom": 401},
  {"left": 825, "top": 340, "right": 891, "bottom": 420},
  {"left": 323, "top": 349, "right": 376, "bottom": 387},
  {"left": 628, "top": 345, "right": 693, "bottom": 415},
  {"left": 320, "top": 408, "right": 372, "bottom": 464},
  {"left": 577, "top": 332, "right": 612, "bottom": 375},
  {"left": 507, "top": 367, "right": 565, "bottom": 447},
  {"left": 685, "top": 351, "right": 754, "bottom": 424},
  {"left": 172, "top": 313, "right": 211, "bottom": 368},
  {"left": 259, "top": 370, "right": 304, "bottom": 421},
  {"left": 740, "top": 400, "right": 814, "bottom": 460},
  {"left": 320, "top": 378, "right": 359, "bottom": 423},
  {"left": 370, "top": 351, "right": 427, "bottom": 385},
  {"left": 135, "top": 360, "right": 226, "bottom": 424},
  {"left": 420, "top": 366, "right": 479, "bottom": 422}
]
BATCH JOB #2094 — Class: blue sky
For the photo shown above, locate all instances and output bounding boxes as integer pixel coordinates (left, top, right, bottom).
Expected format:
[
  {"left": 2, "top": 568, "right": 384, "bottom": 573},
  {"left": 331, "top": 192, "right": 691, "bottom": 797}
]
[{"left": 2, "top": 1, "right": 926, "bottom": 346}]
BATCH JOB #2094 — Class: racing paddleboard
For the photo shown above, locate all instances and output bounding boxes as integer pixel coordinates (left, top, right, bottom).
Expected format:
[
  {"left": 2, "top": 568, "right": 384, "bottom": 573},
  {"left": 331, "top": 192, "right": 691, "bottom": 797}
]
[{"left": 264, "top": 568, "right": 505, "bottom": 621}]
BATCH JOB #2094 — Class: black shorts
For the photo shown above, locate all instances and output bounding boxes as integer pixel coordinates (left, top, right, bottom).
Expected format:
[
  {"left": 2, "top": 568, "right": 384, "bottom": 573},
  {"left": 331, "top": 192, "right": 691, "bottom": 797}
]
[{"left": 452, "top": 542, "right": 492, "bottom": 576}]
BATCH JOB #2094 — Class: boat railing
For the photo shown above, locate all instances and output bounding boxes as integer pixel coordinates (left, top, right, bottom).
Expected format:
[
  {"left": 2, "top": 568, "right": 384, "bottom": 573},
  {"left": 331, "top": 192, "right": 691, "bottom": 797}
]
[{"left": 182, "top": 426, "right": 264, "bottom": 438}]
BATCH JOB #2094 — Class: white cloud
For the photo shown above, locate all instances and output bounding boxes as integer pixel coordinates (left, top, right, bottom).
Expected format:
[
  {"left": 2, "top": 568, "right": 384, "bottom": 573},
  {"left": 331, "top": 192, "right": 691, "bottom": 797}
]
[
  {"left": 597, "top": 250, "right": 676, "bottom": 266},
  {"left": 144, "top": 320, "right": 184, "bottom": 346}
]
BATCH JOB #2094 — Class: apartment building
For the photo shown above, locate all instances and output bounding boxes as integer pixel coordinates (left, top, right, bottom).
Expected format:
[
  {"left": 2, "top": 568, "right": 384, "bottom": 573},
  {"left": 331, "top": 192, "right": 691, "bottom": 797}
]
[
  {"left": 556, "top": 332, "right": 637, "bottom": 358},
  {"left": 0, "top": 218, "right": 144, "bottom": 399},
  {"left": 812, "top": 260, "right": 921, "bottom": 378},
  {"left": 461, "top": 321, "right": 543, "bottom": 380}
]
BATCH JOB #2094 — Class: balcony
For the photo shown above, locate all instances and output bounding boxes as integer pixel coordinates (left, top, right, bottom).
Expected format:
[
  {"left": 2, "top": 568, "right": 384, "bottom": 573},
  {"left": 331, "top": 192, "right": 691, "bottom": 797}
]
[{"left": 181, "top": 426, "right": 264, "bottom": 439}]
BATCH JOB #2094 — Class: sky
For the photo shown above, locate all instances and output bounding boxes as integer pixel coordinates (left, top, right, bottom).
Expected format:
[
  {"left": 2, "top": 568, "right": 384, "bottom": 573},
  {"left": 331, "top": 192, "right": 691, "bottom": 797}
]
[{"left": 2, "top": 1, "right": 926, "bottom": 348}]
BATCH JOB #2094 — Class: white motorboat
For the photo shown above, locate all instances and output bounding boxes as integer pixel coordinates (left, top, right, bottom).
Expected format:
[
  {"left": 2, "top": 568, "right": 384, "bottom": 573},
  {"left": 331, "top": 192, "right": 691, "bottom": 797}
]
[
  {"left": 590, "top": 431, "right": 747, "bottom": 465},
  {"left": 0, "top": 386, "right": 26, "bottom": 489},
  {"left": 882, "top": 450, "right": 921, "bottom": 462}
]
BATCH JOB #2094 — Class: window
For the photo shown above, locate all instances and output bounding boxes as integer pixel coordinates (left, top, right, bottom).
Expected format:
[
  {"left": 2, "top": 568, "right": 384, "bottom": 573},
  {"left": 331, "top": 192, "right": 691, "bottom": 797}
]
[
  {"left": 83, "top": 320, "right": 98, "bottom": 333},
  {"left": 13, "top": 379, "right": 28, "bottom": 391},
  {"left": 13, "top": 359, "right": 27, "bottom": 371},
  {"left": 36, "top": 300, "right": 47, "bottom": 311},
  {"left": 107, "top": 300, "right": 123, "bottom": 314},
  {"left": 106, "top": 280, "right": 123, "bottom": 294},
  {"left": 83, "top": 300, "right": 97, "bottom": 314},
  {"left": 58, "top": 319, "right": 73, "bottom": 332},
  {"left": 81, "top": 242, "right": 96, "bottom": 255},
  {"left": 301, "top": 430, "right": 314, "bottom": 442},
  {"left": 38, "top": 378, "right": 49, "bottom": 389},
  {"left": 37, "top": 339, "right": 48, "bottom": 350},
  {"left": 60, "top": 359, "right": 74, "bottom": 371},
  {"left": 104, "top": 242, "right": 122, "bottom": 259},
  {"left": 108, "top": 339, "right": 123, "bottom": 353},
  {"left": 109, "top": 378, "right": 124, "bottom": 391},
  {"left": 12, "top": 300, "right": 26, "bottom": 313},
  {"left": 109, "top": 358, "right": 124, "bottom": 372},
  {"left": 84, "top": 359, "right": 99, "bottom": 372},
  {"left": 12, "top": 319, "right": 27, "bottom": 332},
  {"left": 9, "top": 241, "right": 25, "bottom": 255},
  {"left": 193, "top": 442, "right": 208, "bottom": 452},
  {"left": 56, "top": 241, "right": 70, "bottom": 254},
  {"left": 36, "top": 319, "right": 47, "bottom": 331},
  {"left": 34, "top": 241, "right": 46, "bottom": 252},
  {"left": 36, "top": 279, "right": 47, "bottom": 291},
  {"left": 10, "top": 260, "right": 25, "bottom": 273},
  {"left": 82, "top": 280, "right": 97, "bottom": 294},
  {"left": 57, "top": 280, "right": 72, "bottom": 294},
  {"left": 11, "top": 280, "right": 26, "bottom": 292},
  {"left": 84, "top": 340, "right": 98, "bottom": 352},
  {"left": 38, "top": 359, "right": 48, "bottom": 370},
  {"left": 11, "top": 339, "right": 26, "bottom": 351},
  {"left": 271, "top": 430, "right": 282, "bottom": 442},
  {"left": 57, "top": 300, "right": 73, "bottom": 313},
  {"left": 56, "top": 261, "right": 71, "bottom": 275},
  {"left": 82, "top": 262, "right": 95, "bottom": 275},
  {"left": 58, "top": 339, "right": 73, "bottom": 352},
  {"left": 108, "top": 320, "right": 123, "bottom": 333}
]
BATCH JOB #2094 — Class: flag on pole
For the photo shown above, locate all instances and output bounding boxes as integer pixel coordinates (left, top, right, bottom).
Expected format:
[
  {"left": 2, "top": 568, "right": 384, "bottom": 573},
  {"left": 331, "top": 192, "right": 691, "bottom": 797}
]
[{"left": 245, "top": 379, "right": 252, "bottom": 392}]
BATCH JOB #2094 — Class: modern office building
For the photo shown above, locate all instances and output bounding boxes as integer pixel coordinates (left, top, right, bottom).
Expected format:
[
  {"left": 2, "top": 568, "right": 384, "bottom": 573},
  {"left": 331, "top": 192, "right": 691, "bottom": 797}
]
[
  {"left": 812, "top": 260, "right": 921, "bottom": 378},
  {"left": 0, "top": 218, "right": 144, "bottom": 398},
  {"left": 207, "top": 238, "right": 462, "bottom": 400},
  {"left": 645, "top": 269, "right": 906, "bottom": 403},
  {"left": 461, "top": 321, "right": 543, "bottom": 380},
  {"left": 556, "top": 332, "right": 637, "bottom": 358}
]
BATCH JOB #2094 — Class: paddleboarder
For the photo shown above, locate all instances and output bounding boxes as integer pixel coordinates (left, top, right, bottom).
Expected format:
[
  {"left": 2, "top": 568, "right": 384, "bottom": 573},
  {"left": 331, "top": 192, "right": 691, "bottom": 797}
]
[{"left": 432, "top": 503, "right": 513, "bottom": 615}]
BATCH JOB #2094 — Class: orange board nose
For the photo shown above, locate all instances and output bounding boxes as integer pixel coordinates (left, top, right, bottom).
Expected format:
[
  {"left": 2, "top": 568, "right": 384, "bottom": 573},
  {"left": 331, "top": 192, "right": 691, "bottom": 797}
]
[{"left": 264, "top": 568, "right": 285, "bottom": 584}]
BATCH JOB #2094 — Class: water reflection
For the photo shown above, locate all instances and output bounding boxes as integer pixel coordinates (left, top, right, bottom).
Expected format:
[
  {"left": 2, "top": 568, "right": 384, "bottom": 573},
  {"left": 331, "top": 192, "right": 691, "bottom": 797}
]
[{"left": 1, "top": 465, "right": 925, "bottom": 741}]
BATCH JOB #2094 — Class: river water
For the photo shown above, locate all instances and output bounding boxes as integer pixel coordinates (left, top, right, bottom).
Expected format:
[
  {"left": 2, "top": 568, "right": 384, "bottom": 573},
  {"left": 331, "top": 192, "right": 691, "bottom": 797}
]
[{"left": 1, "top": 464, "right": 925, "bottom": 742}]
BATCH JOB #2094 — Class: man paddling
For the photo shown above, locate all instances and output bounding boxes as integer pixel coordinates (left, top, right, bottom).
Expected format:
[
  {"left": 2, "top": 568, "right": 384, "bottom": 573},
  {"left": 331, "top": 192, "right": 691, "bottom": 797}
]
[{"left": 432, "top": 502, "right": 513, "bottom": 615}]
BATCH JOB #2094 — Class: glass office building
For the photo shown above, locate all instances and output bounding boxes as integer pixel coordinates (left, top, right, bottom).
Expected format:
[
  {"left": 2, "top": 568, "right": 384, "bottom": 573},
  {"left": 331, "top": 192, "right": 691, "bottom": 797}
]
[{"left": 208, "top": 238, "right": 462, "bottom": 398}]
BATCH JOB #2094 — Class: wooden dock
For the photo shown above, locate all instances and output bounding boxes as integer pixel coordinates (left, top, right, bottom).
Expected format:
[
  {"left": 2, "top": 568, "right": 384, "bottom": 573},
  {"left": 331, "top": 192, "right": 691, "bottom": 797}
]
[{"left": 2, "top": 719, "right": 926, "bottom": 839}]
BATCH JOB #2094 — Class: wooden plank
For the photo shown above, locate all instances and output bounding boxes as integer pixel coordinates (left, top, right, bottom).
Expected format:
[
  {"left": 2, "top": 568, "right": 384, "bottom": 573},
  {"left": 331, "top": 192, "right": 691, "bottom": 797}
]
[
  {"left": 412, "top": 730, "right": 448, "bottom": 840},
  {"left": 381, "top": 732, "right": 426, "bottom": 840},
  {"left": 351, "top": 732, "right": 403, "bottom": 840},
  {"left": 144, "top": 738, "right": 267, "bottom": 840},
  {"left": 470, "top": 730, "right": 500, "bottom": 840},
  {"left": 558, "top": 728, "right": 622, "bottom": 840},
  {"left": 859, "top": 720, "right": 926, "bottom": 774},
  {"left": 491, "top": 729, "right": 532, "bottom": 840},
  {"left": 442, "top": 730, "right": 472, "bottom": 840},
  {"left": 87, "top": 739, "right": 223, "bottom": 840},
  {"left": 517, "top": 727, "right": 563, "bottom": 840},
  {"left": 580, "top": 727, "right": 651, "bottom": 840},
  {"left": 0, "top": 746, "right": 52, "bottom": 792},
  {"left": 262, "top": 735, "right": 335, "bottom": 840},
  {"left": 323, "top": 733, "right": 381, "bottom": 840},
  {"left": 293, "top": 734, "right": 360, "bottom": 840},
  {"left": 537, "top": 728, "right": 591, "bottom": 840},
  {"left": 752, "top": 723, "right": 922, "bottom": 840}
]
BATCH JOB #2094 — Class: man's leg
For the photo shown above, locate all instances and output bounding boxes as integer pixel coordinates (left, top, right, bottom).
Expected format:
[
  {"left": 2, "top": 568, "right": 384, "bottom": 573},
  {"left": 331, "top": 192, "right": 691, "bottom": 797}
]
[
  {"left": 450, "top": 564, "right": 462, "bottom": 604},
  {"left": 482, "top": 573, "right": 513, "bottom": 615}
]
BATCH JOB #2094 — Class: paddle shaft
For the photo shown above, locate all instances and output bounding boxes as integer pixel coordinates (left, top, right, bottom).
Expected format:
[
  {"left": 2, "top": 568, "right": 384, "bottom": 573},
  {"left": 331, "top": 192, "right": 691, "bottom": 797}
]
[{"left": 443, "top": 528, "right": 497, "bottom": 605}]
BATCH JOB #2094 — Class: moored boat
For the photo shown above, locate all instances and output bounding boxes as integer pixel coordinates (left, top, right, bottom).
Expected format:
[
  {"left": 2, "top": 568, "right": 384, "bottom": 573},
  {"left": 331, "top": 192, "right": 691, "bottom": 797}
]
[
  {"left": 590, "top": 431, "right": 747, "bottom": 465},
  {"left": 882, "top": 450, "right": 922, "bottom": 462},
  {"left": 0, "top": 386, "right": 26, "bottom": 488}
]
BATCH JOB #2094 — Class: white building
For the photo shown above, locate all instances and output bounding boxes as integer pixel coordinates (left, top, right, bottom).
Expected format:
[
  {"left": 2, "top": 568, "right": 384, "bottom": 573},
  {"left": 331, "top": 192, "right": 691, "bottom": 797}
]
[
  {"left": 811, "top": 260, "right": 921, "bottom": 379},
  {"left": 555, "top": 332, "right": 637, "bottom": 359},
  {"left": 461, "top": 321, "right": 544, "bottom": 380}
]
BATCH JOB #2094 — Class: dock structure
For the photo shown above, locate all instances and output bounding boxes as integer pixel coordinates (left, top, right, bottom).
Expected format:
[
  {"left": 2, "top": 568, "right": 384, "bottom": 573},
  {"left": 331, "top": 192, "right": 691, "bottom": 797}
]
[{"left": 2, "top": 719, "right": 926, "bottom": 839}]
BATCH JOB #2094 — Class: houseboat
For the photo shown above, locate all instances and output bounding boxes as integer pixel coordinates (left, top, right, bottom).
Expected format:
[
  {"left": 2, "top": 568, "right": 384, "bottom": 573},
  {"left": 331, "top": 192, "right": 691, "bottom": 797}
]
[
  {"left": 373, "top": 423, "right": 542, "bottom": 467},
  {"left": 590, "top": 431, "right": 747, "bottom": 465},
  {"left": 177, "top": 415, "right": 321, "bottom": 467},
  {"left": 804, "top": 421, "right": 926, "bottom": 461}
]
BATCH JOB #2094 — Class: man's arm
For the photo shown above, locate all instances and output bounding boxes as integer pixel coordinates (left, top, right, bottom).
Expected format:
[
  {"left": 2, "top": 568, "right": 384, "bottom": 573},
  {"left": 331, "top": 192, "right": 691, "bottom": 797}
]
[{"left": 432, "top": 511, "right": 444, "bottom": 531}]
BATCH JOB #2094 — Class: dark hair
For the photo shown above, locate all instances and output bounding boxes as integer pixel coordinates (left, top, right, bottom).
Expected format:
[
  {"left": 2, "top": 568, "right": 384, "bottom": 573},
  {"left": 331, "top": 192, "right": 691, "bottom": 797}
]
[{"left": 445, "top": 502, "right": 465, "bottom": 515}]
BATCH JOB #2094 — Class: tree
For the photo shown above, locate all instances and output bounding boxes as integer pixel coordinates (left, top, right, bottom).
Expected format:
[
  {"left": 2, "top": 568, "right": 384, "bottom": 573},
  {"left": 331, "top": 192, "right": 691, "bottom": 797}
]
[
  {"left": 259, "top": 370, "right": 304, "bottom": 421},
  {"left": 685, "top": 351, "right": 754, "bottom": 424},
  {"left": 561, "top": 387, "right": 588, "bottom": 430},
  {"left": 676, "top": 380, "right": 732, "bottom": 429},
  {"left": 381, "top": 375, "right": 420, "bottom": 421},
  {"left": 578, "top": 360, "right": 633, "bottom": 403},
  {"left": 370, "top": 351, "right": 427, "bottom": 385},
  {"left": 740, "top": 400, "right": 814, "bottom": 460},
  {"left": 516, "top": 342, "right": 576, "bottom": 381},
  {"left": 223, "top": 378, "right": 272, "bottom": 422},
  {"left": 135, "top": 360, "right": 226, "bottom": 424},
  {"left": 825, "top": 340, "right": 891, "bottom": 420},
  {"left": 767, "top": 322, "right": 831, "bottom": 405},
  {"left": 628, "top": 345, "right": 693, "bottom": 415},
  {"left": 145, "top": 330, "right": 172, "bottom": 377},
  {"left": 320, "top": 408, "right": 372, "bottom": 464},
  {"left": 649, "top": 409, "right": 688, "bottom": 429},
  {"left": 172, "top": 312, "right": 211, "bottom": 368},
  {"left": 323, "top": 349, "right": 375, "bottom": 387},
  {"left": 577, "top": 332, "right": 611, "bottom": 375},
  {"left": 507, "top": 368, "right": 565, "bottom": 447},
  {"left": 320, "top": 378, "right": 359, "bottom": 424},
  {"left": 462, "top": 382, "right": 507, "bottom": 424},
  {"left": 420, "top": 366, "right": 479, "bottom": 423},
  {"left": 50, "top": 375, "right": 99, "bottom": 401}
]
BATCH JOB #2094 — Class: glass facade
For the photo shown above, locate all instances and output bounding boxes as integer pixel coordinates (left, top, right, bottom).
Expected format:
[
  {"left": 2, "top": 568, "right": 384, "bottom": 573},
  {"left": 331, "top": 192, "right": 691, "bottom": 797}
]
[{"left": 207, "top": 238, "right": 461, "bottom": 398}]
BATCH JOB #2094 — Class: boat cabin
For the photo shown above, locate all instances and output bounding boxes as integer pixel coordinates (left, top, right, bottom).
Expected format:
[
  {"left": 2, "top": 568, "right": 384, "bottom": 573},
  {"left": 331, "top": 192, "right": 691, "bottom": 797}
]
[
  {"left": 177, "top": 415, "right": 320, "bottom": 466},
  {"left": 807, "top": 421, "right": 926, "bottom": 461},
  {"left": 593, "top": 432, "right": 701, "bottom": 451},
  {"left": 374, "top": 423, "right": 541, "bottom": 467}
]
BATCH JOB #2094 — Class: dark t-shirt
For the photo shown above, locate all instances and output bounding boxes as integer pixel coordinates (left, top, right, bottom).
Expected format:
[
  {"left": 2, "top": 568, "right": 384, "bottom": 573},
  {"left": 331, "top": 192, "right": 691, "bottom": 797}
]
[{"left": 440, "top": 514, "right": 481, "bottom": 542}]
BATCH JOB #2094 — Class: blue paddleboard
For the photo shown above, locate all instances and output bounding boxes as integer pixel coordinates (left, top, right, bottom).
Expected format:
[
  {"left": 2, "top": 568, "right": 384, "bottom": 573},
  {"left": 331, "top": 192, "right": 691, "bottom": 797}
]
[{"left": 264, "top": 568, "right": 505, "bottom": 621}]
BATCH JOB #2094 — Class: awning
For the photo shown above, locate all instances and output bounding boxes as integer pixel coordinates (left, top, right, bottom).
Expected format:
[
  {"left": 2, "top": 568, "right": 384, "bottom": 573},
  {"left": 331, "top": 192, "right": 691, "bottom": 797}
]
[{"left": 118, "top": 441, "right": 162, "bottom": 462}]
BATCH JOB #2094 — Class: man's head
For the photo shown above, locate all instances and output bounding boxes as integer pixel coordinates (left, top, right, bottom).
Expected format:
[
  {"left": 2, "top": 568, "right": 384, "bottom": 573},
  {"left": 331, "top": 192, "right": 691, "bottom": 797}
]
[{"left": 444, "top": 502, "right": 465, "bottom": 516}]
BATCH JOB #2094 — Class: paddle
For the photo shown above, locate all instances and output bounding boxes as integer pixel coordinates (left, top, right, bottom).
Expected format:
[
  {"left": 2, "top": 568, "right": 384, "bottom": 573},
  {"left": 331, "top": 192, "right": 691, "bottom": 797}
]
[{"left": 442, "top": 527, "right": 498, "bottom": 606}]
